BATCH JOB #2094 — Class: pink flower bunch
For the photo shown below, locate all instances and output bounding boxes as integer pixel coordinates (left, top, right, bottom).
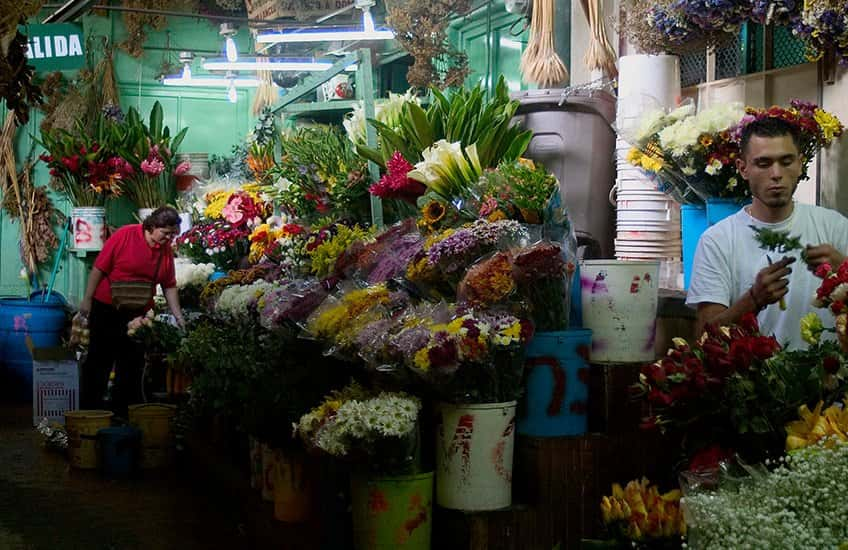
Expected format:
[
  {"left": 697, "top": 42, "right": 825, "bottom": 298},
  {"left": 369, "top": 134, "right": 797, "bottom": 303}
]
[
  {"left": 173, "top": 161, "right": 191, "bottom": 176},
  {"left": 220, "top": 191, "right": 270, "bottom": 229}
]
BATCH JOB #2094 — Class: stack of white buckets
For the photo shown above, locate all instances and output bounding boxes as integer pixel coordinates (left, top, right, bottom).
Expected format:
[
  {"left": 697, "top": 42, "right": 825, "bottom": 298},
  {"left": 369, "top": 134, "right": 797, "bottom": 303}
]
[{"left": 614, "top": 55, "right": 684, "bottom": 290}]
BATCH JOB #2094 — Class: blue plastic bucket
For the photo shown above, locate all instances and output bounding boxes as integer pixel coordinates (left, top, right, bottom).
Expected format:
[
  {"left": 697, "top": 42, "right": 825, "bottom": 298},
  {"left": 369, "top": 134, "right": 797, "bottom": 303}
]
[
  {"left": 97, "top": 426, "right": 141, "bottom": 478},
  {"left": 681, "top": 204, "right": 708, "bottom": 290},
  {"left": 706, "top": 197, "right": 746, "bottom": 226},
  {"left": 0, "top": 292, "right": 67, "bottom": 401},
  {"left": 518, "top": 329, "right": 592, "bottom": 436}
]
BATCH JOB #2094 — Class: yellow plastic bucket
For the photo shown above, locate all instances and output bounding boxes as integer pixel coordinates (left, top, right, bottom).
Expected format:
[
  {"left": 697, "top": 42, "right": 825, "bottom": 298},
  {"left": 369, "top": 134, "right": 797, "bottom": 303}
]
[
  {"left": 128, "top": 403, "right": 177, "bottom": 469},
  {"left": 65, "top": 410, "right": 113, "bottom": 469}
]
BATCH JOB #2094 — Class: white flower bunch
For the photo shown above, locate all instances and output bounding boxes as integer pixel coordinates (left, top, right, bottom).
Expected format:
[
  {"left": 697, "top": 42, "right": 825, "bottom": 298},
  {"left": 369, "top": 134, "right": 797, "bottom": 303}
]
[
  {"left": 343, "top": 89, "right": 420, "bottom": 145},
  {"left": 174, "top": 258, "right": 215, "bottom": 289},
  {"left": 214, "top": 280, "right": 274, "bottom": 321},
  {"left": 634, "top": 103, "right": 696, "bottom": 143},
  {"left": 682, "top": 440, "right": 848, "bottom": 549},
  {"left": 310, "top": 393, "right": 421, "bottom": 457},
  {"left": 659, "top": 103, "right": 745, "bottom": 157}
]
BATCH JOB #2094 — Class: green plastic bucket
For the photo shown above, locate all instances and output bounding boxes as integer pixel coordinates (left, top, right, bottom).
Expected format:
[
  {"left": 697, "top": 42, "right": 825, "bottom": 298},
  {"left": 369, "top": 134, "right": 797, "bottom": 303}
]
[{"left": 350, "top": 471, "right": 433, "bottom": 550}]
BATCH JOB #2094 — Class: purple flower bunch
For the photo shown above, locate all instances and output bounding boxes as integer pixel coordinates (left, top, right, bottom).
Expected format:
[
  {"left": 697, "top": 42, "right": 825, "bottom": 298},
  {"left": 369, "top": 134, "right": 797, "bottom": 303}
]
[
  {"left": 750, "top": 0, "right": 800, "bottom": 25},
  {"left": 793, "top": 2, "right": 848, "bottom": 65},
  {"left": 426, "top": 220, "right": 527, "bottom": 275},
  {"left": 672, "top": 0, "right": 752, "bottom": 33},
  {"left": 259, "top": 280, "right": 330, "bottom": 330}
]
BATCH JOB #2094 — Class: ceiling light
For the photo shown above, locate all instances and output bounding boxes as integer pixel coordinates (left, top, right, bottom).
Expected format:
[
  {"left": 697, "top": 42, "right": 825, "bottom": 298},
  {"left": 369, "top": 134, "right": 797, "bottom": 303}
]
[
  {"left": 202, "top": 57, "right": 358, "bottom": 72},
  {"left": 220, "top": 23, "right": 239, "bottom": 62},
  {"left": 256, "top": 1, "right": 394, "bottom": 45},
  {"left": 161, "top": 75, "right": 261, "bottom": 87}
]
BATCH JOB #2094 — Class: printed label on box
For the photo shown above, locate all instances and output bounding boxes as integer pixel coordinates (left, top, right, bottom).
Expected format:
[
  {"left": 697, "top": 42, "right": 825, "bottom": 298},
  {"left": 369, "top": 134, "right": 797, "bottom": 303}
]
[{"left": 33, "top": 360, "right": 79, "bottom": 426}]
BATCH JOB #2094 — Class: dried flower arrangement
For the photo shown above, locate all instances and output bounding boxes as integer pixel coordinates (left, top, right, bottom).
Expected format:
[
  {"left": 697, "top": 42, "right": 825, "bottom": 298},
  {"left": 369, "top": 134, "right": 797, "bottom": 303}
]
[{"left": 384, "top": 0, "right": 473, "bottom": 89}]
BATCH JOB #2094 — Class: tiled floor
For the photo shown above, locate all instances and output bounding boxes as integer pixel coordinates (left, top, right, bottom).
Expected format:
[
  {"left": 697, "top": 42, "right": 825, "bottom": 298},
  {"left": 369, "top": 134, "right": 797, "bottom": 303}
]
[{"left": 0, "top": 405, "right": 247, "bottom": 550}]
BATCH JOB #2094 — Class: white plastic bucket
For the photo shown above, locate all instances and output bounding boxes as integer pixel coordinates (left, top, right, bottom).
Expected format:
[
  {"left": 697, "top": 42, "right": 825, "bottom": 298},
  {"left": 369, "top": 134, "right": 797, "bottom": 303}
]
[
  {"left": 617, "top": 209, "right": 678, "bottom": 223},
  {"left": 580, "top": 260, "right": 660, "bottom": 363},
  {"left": 435, "top": 401, "right": 516, "bottom": 511},
  {"left": 617, "top": 230, "right": 680, "bottom": 241},
  {"left": 71, "top": 207, "right": 106, "bottom": 250}
]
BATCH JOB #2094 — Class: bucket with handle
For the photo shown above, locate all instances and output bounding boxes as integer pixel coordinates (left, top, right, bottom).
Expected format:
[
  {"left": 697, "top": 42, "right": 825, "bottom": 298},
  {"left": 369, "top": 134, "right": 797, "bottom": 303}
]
[
  {"left": 70, "top": 207, "right": 106, "bottom": 250},
  {"left": 66, "top": 410, "right": 114, "bottom": 469},
  {"left": 128, "top": 403, "right": 177, "bottom": 469}
]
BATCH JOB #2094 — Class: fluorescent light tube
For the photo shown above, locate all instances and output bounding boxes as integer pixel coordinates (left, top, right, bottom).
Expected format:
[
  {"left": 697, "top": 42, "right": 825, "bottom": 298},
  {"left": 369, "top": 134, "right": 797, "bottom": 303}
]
[
  {"left": 255, "top": 27, "right": 395, "bottom": 44},
  {"left": 162, "top": 76, "right": 261, "bottom": 87}
]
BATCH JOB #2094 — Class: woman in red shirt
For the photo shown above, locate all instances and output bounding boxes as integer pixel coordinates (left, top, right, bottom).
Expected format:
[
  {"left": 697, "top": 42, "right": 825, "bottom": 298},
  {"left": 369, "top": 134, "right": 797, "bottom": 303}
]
[{"left": 79, "top": 207, "right": 185, "bottom": 414}]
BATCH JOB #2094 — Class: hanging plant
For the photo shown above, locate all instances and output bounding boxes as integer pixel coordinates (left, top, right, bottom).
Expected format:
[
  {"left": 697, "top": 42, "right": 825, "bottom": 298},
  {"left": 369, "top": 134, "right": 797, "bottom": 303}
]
[
  {"left": 119, "top": 0, "right": 199, "bottom": 58},
  {"left": 792, "top": 0, "right": 848, "bottom": 64},
  {"left": 1, "top": 5, "right": 44, "bottom": 127},
  {"left": 384, "top": 0, "right": 473, "bottom": 89}
]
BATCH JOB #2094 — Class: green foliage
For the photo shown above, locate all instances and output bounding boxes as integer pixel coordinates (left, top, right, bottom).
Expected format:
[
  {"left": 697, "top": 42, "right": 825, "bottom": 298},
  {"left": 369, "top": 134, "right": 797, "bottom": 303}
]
[
  {"left": 750, "top": 226, "right": 805, "bottom": 256},
  {"left": 357, "top": 76, "right": 532, "bottom": 170}
]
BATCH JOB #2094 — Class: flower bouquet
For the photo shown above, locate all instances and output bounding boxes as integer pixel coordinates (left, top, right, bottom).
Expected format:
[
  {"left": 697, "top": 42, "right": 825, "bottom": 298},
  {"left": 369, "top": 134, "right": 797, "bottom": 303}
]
[
  {"left": 39, "top": 131, "right": 127, "bottom": 207},
  {"left": 473, "top": 158, "right": 559, "bottom": 224},
  {"left": 172, "top": 257, "right": 215, "bottom": 309},
  {"left": 173, "top": 219, "right": 251, "bottom": 272},
  {"left": 111, "top": 102, "right": 189, "bottom": 209},
  {"left": 732, "top": 99, "right": 844, "bottom": 182},
  {"left": 792, "top": 0, "right": 848, "bottom": 65},
  {"left": 511, "top": 241, "right": 575, "bottom": 331},
  {"left": 394, "top": 309, "right": 534, "bottom": 404},
  {"left": 598, "top": 478, "right": 686, "bottom": 547},
  {"left": 296, "top": 383, "right": 422, "bottom": 474},
  {"left": 626, "top": 102, "right": 747, "bottom": 203}
]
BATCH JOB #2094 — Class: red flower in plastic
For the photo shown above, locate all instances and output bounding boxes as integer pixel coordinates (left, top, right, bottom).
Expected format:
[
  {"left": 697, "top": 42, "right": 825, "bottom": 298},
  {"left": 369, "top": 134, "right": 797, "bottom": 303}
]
[
  {"left": 688, "top": 444, "right": 733, "bottom": 473},
  {"left": 823, "top": 355, "right": 841, "bottom": 375},
  {"left": 369, "top": 151, "right": 425, "bottom": 204}
]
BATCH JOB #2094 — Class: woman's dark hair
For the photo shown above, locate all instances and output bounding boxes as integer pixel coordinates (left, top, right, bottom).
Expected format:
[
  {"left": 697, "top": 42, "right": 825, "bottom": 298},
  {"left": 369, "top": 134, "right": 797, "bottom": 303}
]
[
  {"left": 142, "top": 206, "right": 180, "bottom": 231},
  {"left": 739, "top": 117, "right": 803, "bottom": 157}
]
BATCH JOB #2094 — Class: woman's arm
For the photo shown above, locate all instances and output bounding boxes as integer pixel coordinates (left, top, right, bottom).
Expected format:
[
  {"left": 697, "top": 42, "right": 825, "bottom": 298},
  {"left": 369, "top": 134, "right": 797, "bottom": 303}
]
[
  {"left": 163, "top": 286, "right": 184, "bottom": 328},
  {"left": 79, "top": 267, "right": 105, "bottom": 316}
]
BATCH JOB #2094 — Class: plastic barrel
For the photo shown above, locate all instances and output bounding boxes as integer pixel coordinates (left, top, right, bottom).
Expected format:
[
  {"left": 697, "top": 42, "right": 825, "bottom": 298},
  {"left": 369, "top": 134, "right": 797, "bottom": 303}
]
[
  {"left": 580, "top": 260, "right": 660, "bottom": 363},
  {"left": 128, "top": 403, "right": 176, "bottom": 469},
  {"left": 681, "top": 204, "right": 708, "bottom": 290},
  {"left": 0, "top": 293, "right": 66, "bottom": 402},
  {"left": 435, "top": 401, "right": 516, "bottom": 511},
  {"left": 350, "top": 472, "right": 433, "bottom": 550},
  {"left": 66, "top": 410, "right": 113, "bottom": 469},
  {"left": 518, "top": 329, "right": 593, "bottom": 436},
  {"left": 97, "top": 426, "right": 140, "bottom": 478}
]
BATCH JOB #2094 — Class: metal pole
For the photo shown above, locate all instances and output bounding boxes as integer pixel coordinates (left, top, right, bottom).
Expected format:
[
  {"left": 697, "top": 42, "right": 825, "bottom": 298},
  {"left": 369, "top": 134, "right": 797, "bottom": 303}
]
[{"left": 356, "top": 47, "right": 384, "bottom": 228}]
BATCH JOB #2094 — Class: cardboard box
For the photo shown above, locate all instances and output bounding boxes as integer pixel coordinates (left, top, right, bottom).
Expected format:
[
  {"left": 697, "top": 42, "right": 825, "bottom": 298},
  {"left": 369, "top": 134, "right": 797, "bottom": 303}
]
[{"left": 27, "top": 337, "right": 79, "bottom": 426}]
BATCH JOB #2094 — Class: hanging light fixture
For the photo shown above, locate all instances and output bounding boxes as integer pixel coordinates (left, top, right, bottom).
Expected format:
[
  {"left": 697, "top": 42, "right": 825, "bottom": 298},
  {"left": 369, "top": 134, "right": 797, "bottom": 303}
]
[
  {"left": 179, "top": 50, "right": 193, "bottom": 80},
  {"left": 202, "top": 57, "right": 358, "bottom": 72},
  {"left": 255, "top": 0, "right": 394, "bottom": 45},
  {"left": 220, "top": 22, "right": 239, "bottom": 62},
  {"left": 227, "top": 79, "right": 238, "bottom": 103}
]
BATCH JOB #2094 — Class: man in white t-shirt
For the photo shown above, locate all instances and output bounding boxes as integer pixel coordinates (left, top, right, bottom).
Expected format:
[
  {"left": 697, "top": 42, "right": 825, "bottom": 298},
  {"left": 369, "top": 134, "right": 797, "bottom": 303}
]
[{"left": 686, "top": 117, "right": 848, "bottom": 349}]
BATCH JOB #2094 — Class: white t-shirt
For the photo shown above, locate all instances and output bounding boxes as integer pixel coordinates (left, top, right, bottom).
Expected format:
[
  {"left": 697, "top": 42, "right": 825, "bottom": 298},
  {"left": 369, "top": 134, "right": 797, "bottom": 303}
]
[{"left": 686, "top": 203, "right": 848, "bottom": 350}]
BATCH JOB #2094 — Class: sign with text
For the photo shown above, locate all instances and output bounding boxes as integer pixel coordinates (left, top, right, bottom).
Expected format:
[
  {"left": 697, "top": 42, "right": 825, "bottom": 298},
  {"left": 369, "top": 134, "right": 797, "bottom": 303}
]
[
  {"left": 245, "top": 0, "right": 351, "bottom": 22},
  {"left": 20, "top": 23, "right": 85, "bottom": 71}
]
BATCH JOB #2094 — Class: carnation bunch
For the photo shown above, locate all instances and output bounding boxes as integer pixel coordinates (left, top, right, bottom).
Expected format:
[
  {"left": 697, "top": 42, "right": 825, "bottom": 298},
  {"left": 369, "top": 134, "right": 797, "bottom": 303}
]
[
  {"left": 173, "top": 219, "right": 251, "bottom": 272},
  {"left": 213, "top": 280, "right": 274, "bottom": 323},
  {"left": 511, "top": 241, "right": 574, "bottom": 331},
  {"left": 307, "top": 284, "right": 396, "bottom": 351}
]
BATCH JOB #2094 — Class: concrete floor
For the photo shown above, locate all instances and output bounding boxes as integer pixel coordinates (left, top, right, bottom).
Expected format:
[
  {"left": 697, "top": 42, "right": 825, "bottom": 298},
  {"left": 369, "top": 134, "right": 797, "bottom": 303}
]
[{"left": 0, "top": 405, "right": 248, "bottom": 550}]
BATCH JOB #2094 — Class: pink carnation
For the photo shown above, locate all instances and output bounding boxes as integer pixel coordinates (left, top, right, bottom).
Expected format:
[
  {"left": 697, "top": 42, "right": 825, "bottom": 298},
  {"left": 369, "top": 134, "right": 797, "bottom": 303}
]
[{"left": 222, "top": 195, "right": 245, "bottom": 225}]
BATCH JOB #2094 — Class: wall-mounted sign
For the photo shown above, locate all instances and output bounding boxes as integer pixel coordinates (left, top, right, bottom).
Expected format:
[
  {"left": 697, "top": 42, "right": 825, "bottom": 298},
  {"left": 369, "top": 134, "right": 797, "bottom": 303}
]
[{"left": 20, "top": 23, "right": 85, "bottom": 71}]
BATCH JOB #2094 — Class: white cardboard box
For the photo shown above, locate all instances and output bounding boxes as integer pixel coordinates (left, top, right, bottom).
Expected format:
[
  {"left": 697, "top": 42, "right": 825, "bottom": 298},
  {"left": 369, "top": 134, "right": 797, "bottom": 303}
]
[{"left": 29, "top": 340, "right": 79, "bottom": 426}]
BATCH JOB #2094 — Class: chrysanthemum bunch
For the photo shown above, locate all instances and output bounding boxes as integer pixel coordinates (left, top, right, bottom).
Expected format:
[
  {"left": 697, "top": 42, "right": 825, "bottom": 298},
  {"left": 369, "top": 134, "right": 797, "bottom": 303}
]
[
  {"left": 213, "top": 280, "right": 274, "bottom": 322},
  {"left": 682, "top": 441, "right": 848, "bottom": 549},
  {"left": 173, "top": 257, "right": 215, "bottom": 289}
]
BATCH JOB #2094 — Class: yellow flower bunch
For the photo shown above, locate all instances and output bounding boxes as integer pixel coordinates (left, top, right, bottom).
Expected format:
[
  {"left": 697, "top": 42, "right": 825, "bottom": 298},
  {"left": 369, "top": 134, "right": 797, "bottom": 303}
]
[
  {"left": 308, "top": 224, "right": 373, "bottom": 278},
  {"left": 493, "top": 320, "right": 523, "bottom": 347},
  {"left": 308, "top": 285, "right": 390, "bottom": 346},
  {"left": 814, "top": 108, "right": 843, "bottom": 142},
  {"left": 800, "top": 312, "right": 826, "bottom": 346},
  {"left": 248, "top": 223, "right": 285, "bottom": 264},
  {"left": 203, "top": 188, "right": 267, "bottom": 220},
  {"left": 627, "top": 145, "right": 664, "bottom": 173},
  {"left": 600, "top": 478, "right": 686, "bottom": 541},
  {"left": 785, "top": 396, "right": 848, "bottom": 451}
]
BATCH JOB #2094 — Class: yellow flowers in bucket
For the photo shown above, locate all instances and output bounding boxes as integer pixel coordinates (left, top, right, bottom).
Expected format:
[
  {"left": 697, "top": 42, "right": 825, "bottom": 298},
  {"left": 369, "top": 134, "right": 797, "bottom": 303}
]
[{"left": 600, "top": 478, "right": 686, "bottom": 542}]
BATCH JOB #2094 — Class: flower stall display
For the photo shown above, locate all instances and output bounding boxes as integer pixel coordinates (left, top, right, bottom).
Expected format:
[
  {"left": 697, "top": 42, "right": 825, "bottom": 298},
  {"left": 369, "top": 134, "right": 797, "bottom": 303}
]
[
  {"left": 682, "top": 441, "right": 848, "bottom": 549},
  {"left": 793, "top": 1, "right": 848, "bottom": 64},
  {"left": 173, "top": 219, "right": 252, "bottom": 272},
  {"left": 598, "top": 478, "right": 686, "bottom": 546}
]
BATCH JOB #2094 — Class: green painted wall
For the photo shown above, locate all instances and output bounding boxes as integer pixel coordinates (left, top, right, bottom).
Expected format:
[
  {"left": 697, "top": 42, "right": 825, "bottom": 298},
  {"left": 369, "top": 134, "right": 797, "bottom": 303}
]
[{"left": 1, "top": 12, "right": 257, "bottom": 304}]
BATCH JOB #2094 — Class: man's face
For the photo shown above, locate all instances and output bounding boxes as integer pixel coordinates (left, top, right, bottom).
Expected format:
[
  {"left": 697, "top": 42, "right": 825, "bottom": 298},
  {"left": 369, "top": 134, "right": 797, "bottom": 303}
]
[{"left": 736, "top": 134, "right": 803, "bottom": 209}]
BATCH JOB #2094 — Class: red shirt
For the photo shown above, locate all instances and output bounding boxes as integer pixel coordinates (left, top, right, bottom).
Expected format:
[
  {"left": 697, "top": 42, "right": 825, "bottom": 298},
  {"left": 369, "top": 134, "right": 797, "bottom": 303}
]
[{"left": 93, "top": 224, "right": 177, "bottom": 305}]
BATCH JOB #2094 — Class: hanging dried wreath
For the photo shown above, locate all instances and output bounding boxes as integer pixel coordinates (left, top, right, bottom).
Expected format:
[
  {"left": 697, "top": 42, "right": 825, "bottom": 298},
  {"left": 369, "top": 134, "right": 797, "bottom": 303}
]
[
  {"left": 384, "top": 0, "right": 473, "bottom": 89},
  {"left": 119, "top": 0, "right": 198, "bottom": 58},
  {"left": 618, "top": 0, "right": 738, "bottom": 55}
]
